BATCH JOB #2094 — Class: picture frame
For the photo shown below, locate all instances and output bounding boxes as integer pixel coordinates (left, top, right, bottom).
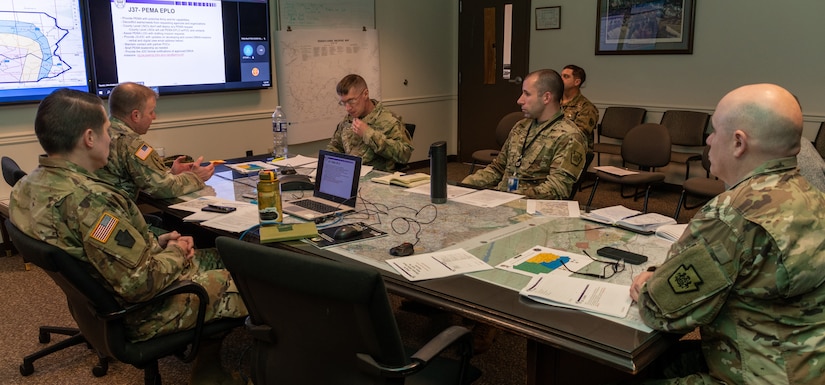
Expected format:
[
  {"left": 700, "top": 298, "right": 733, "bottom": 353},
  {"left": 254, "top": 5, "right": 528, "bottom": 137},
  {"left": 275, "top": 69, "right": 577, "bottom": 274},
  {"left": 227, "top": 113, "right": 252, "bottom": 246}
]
[
  {"left": 536, "top": 6, "right": 561, "bottom": 30},
  {"left": 595, "top": 0, "right": 695, "bottom": 55}
]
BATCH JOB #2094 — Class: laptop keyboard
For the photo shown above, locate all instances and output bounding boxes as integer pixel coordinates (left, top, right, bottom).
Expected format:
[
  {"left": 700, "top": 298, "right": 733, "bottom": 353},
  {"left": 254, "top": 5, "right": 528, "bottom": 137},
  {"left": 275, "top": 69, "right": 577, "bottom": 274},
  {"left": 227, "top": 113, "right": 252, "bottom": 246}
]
[{"left": 291, "top": 199, "right": 339, "bottom": 214}]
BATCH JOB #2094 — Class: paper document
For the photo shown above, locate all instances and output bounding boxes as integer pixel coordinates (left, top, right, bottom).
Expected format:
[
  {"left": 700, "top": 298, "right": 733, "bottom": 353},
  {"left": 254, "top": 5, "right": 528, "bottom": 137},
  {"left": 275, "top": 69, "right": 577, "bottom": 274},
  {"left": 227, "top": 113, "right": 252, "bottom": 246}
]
[
  {"left": 405, "top": 183, "right": 478, "bottom": 199},
  {"left": 655, "top": 223, "right": 689, "bottom": 242},
  {"left": 226, "top": 161, "right": 277, "bottom": 174},
  {"left": 526, "top": 200, "right": 580, "bottom": 217},
  {"left": 451, "top": 189, "right": 523, "bottom": 207},
  {"left": 199, "top": 205, "right": 260, "bottom": 233},
  {"left": 387, "top": 249, "right": 493, "bottom": 281},
  {"left": 271, "top": 155, "right": 318, "bottom": 167},
  {"left": 594, "top": 166, "right": 639, "bottom": 176},
  {"left": 169, "top": 197, "right": 253, "bottom": 213},
  {"left": 496, "top": 246, "right": 592, "bottom": 277},
  {"left": 520, "top": 273, "right": 633, "bottom": 318}
]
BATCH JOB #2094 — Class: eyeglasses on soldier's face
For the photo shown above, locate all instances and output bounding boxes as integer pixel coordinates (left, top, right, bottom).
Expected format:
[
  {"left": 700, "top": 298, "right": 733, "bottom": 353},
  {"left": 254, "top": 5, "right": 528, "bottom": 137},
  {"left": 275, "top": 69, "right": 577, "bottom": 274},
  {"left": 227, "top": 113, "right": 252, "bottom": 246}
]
[
  {"left": 559, "top": 250, "right": 625, "bottom": 279},
  {"left": 338, "top": 88, "right": 366, "bottom": 107}
]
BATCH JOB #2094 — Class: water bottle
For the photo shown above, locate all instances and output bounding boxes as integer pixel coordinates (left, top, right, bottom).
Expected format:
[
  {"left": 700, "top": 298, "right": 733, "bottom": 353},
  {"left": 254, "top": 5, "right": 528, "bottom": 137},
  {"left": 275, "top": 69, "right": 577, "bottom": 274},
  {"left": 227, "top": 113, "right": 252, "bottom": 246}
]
[
  {"left": 272, "top": 106, "right": 288, "bottom": 159},
  {"left": 257, "top": 170, "right": 283, "bottom": 225}
]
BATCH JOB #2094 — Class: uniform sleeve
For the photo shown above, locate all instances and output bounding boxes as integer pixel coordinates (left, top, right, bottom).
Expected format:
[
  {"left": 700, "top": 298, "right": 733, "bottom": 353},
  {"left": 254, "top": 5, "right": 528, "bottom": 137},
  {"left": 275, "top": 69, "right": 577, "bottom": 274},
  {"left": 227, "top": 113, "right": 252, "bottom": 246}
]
[
  {"left": 363, "top": 118, "right": 413, "bottom": 165},
  {"left": 571, "top": 103, "right": 599, "bottom": 149},
  {"left": 121, "top": 138, "right": 204, "bottom": 199},
  {"left": 72, "top": 192, "right": 189, "bottom": 303},
  {"left": 637, "top": 218, "right": 738, "bottom": 332},
  {"left": 461, "top": 134, "right": 511, "bottom": 189},
  {"left": 325, "top": 122, "right": 346, "bottom": 153},
  {"left": 524, "top": 132, "right": 586, "bottom": 199}
]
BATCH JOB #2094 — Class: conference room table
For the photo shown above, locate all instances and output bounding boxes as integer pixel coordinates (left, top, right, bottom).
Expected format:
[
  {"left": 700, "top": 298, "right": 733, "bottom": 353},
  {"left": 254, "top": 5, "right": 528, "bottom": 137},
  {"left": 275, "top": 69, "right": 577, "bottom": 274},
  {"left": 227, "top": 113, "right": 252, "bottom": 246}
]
[{"left": 140, "top": 159, "right": 678, "bottom": 385}]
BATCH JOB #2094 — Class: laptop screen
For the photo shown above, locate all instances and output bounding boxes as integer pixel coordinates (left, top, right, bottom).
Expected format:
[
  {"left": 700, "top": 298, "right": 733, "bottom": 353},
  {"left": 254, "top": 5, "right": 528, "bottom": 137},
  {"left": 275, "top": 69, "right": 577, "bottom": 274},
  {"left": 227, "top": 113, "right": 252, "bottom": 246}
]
[{"left": 314, "top": 150, "right": 362, "bottom": 207}]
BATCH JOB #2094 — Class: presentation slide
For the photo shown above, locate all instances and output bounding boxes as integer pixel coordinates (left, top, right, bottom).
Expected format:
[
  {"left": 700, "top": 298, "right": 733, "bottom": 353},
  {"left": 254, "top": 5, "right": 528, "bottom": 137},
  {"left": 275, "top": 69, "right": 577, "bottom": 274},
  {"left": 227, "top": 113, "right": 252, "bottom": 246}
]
[{"left": 109, "top": 0, "right": 225, "bottom": 87}]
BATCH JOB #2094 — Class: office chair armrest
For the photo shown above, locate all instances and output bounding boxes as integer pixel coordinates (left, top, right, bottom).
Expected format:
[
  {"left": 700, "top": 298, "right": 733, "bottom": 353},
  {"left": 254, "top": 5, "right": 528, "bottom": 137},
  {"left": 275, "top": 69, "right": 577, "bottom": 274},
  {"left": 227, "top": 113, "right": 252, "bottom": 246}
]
[
  {"left": 355, "top": 325, "right": 473, "bottom": 378},
  {"left": 98, "top": 280, "right": 210, "bottom": 363}
]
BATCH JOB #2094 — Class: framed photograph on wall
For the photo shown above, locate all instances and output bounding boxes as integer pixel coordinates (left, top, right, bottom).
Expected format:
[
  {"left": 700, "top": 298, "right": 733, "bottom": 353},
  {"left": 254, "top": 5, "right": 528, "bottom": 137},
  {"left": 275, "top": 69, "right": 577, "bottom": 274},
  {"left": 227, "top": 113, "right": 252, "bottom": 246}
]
[
  {"left": 595, "top": 0, "right": 695, "bottom": 55},
  {"left": 536, "top": 6, "right": 561, "bottom": 30}
]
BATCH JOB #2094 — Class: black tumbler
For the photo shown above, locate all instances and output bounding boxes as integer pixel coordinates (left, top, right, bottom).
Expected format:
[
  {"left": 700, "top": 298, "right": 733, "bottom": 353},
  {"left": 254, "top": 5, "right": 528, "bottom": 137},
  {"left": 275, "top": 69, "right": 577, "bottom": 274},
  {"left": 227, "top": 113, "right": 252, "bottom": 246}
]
[{"left": 430, "top": 141, "right": 447, "bottom": 204}]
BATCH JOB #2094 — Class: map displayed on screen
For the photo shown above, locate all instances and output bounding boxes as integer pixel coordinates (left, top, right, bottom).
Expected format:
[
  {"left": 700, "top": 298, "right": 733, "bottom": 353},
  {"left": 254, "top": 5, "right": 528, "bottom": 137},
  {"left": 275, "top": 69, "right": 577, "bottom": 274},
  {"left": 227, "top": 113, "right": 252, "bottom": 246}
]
[{"left": 0, "top": 0, "right": 91, "bottom": 104}]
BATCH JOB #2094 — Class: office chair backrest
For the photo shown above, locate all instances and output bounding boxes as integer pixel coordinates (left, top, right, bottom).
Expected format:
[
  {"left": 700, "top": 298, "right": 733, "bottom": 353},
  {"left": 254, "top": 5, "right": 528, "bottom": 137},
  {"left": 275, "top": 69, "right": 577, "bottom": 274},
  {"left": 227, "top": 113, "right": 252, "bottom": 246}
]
[
  {"left": 659, "top": 110, "right": 709, "bottom": 147},
  {"left": 815, "top": 122, "right": 825, "bottom": 159},
  {"left": 2, "top": 156, "right": 27, "bottom": 187},
  {"left": 5, "top": 219, "right": 125, "bottom": 354},
  {"left": 621, "top": 123, "right": 671, "bottom": 169},
  {"left": 405, "top": 123, "right": 416, "bottom": 140},
  {"left": 496, "top": 112, "right": 524, "bottom": 147},
  {"left": 216, "top": 237, "right": 408, "bottom": 384},
  {"left": 598, "top": 107, "right": 647, "bottom": 140},
  {"left": 568, "top": 152, "right": 595, "bottom": 201}
]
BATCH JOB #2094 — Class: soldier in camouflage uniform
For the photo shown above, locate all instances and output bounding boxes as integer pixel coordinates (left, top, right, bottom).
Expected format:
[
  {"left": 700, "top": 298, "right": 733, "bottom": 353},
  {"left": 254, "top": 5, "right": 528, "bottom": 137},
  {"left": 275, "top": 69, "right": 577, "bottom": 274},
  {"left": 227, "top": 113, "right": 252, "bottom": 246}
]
[
  {"left": 561, "top": 64, "right": 599, "bottom": 150},
  {"left": 629, "top": 84, "right": 825, "bottom": 385},
  {"left": 11, "top": 89, "right": 247, "bottom": 384},
  {"left": 326, "top": 74, "right": 413, "bottom": 172},
  {"left": 462, "top": 69, "right": 587, "bottom": 200},
  {"left": 96, "top": 82, "right": 214, "bottom": 200}
]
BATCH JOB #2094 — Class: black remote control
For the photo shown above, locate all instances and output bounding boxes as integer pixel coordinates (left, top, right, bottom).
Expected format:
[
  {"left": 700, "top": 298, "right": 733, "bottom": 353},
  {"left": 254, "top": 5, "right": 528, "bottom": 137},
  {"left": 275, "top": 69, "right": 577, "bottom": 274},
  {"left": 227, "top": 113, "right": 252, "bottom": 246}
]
[{"left": 596, "top": 247, "right": 648, "bottom": 265}]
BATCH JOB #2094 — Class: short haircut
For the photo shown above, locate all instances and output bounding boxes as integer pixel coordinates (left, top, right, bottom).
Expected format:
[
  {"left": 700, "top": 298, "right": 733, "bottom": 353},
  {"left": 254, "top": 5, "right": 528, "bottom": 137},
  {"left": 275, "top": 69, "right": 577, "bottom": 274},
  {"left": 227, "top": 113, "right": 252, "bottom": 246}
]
[
  {"left": 336, "top": 74, "right": 368, "bottom": 96},
  {"left": 109, "top": 82, "right": 158, "bottom": 119},
  {"left": 530, "top": 69, "right": 564, "bottom": 104},
  {"left": 35, "top": 89, "right": 106, "bottom": 155},
  {"left": 563, "top": 64, "right": 587, "bottom": 85}
]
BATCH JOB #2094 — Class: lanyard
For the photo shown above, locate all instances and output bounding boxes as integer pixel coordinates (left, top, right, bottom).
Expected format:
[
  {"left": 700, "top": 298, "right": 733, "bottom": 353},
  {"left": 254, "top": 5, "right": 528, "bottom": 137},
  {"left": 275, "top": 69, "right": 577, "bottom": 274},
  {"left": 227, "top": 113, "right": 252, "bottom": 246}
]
[{"left": 515, "top": 113, "right": 564, "bottom": 168}]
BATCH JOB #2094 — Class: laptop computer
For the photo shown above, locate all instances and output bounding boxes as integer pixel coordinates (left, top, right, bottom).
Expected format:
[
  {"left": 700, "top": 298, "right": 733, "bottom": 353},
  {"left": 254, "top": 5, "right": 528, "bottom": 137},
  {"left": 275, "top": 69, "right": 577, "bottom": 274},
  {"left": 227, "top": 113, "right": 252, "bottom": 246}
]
[{"left": 281, "top": 150, "right": 362, "bottom": 220}]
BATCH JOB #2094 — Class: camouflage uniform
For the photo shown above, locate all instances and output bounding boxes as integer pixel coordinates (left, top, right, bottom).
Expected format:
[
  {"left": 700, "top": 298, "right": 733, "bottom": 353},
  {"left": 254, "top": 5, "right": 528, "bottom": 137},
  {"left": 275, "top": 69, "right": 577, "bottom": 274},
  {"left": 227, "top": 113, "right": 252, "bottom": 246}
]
[
  {"left": 326, "top": 100, "right": 413, "bottom": 172},
  {"left": 96, "top": 117, "right": 205, "bottom": 200},
  {"left": 637, "top": 157, "right": 825, "bottom": 385},
  {"left": 561, "top": 93, "right": 599, "bottom": 150},
  {"left": 11, "top": 156, "right": 247, "bottom": 342},
  {"left": 461, "top": 113, "right": 587, "bottom": 199}
]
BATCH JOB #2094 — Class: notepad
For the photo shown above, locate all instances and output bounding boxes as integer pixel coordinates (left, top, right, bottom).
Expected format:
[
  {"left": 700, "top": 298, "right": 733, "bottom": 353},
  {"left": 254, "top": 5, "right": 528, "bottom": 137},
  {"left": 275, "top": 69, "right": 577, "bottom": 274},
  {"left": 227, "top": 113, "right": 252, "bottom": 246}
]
[
  {"left": 581, "top": 205, "right": 676, "bottom": 234},
  {"left": 370, "top": 172, "right": 430, "bottom": 188},
  {"left": 259, "top": 222, "right": 318, "bottom": 243},
  {"left": 655, "top": 223, "right": 689, "bottom": 242}
]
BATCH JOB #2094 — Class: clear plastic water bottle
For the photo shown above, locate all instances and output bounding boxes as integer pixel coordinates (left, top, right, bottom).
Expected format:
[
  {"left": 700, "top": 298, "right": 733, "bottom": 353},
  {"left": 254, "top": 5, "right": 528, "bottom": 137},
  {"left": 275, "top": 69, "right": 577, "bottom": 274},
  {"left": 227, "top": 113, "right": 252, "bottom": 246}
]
[{"left": 272, "top": 106, "right": 288, "bottom": 159}]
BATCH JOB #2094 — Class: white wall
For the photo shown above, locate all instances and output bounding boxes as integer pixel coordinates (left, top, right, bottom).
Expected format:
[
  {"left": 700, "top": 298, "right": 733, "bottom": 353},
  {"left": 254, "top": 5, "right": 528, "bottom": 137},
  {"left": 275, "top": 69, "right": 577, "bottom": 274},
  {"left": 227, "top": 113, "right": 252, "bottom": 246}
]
[
  {"left": 0, "top": 0, "right": 458, "bottom": 198},
  {"left": 529, "top": 0, "right": 825, "bottom": 181}
]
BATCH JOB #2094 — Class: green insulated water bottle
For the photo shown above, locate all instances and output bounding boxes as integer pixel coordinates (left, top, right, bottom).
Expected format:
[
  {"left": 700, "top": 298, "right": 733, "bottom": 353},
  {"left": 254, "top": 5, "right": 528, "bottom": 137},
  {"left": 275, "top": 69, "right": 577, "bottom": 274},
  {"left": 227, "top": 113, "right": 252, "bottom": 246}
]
[{"left": 257, "top": 170, "right": 282, "bottom": 225}]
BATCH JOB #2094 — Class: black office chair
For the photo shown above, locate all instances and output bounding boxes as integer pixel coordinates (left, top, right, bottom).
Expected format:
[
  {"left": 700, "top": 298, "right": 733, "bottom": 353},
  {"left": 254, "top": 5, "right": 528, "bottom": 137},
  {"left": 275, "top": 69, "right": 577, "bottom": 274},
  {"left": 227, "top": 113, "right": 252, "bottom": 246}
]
[
  {"left": 568, "top": 152, "right": 595, "bottom": 201},
  {"left": 468, "top": 111, "right": 523, "bottom": 174},
  {"left": 216, "top": 236, "right": 481, "bottom": 385},
  {"left": 396, "top": 123, "right": 417, "bottom": 172},
  {"left": 2, "top": 156, "right": 27, "bottom": 187},
  {"left": 6, "top": 219, "right": 244, "bottom": 384},
  {"left": 586, "top": 123, "right": 671, "bottom": 213},
  {"left": 674, "top": 146, "right": 725, "bottom": 220},
  {"left": 592, "top": 107, "right": 647, "bottom": 166},
  {"left": 814, "top": 121, "right": 825, "bottom": 159}
]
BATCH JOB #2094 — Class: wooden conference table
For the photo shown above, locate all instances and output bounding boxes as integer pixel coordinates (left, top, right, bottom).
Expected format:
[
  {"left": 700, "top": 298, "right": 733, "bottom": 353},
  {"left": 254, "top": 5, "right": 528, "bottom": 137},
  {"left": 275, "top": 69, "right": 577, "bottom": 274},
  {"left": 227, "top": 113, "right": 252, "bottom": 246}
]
[{"left": 141, "top": 160, "right": 677, "bottom": 385}]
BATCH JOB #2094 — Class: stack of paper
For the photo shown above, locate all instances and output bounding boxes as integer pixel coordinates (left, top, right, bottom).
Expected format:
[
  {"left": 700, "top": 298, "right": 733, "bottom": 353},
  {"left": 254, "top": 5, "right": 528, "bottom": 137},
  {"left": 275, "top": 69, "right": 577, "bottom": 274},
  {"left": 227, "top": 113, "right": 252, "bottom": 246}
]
[
  {"left": 581, "top": 205, "right": 675, "bottom": 234},
  {"left": 371, "top": 172, "right": 430, "bottom": 188},
  {"left": 520, "top": 273, "right": 633, "bottom": 318}
]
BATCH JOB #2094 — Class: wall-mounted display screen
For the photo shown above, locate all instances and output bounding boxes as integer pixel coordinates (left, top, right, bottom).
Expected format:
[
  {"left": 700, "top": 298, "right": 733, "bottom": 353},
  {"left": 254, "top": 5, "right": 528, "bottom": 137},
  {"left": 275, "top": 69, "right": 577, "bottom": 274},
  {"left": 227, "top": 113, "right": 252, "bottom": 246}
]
[
  {"left": 0, "top": 0, "right": 92, "bottom": 104},
  {"left": 86, "top": 0, "right": 271, "bottom": 97}
]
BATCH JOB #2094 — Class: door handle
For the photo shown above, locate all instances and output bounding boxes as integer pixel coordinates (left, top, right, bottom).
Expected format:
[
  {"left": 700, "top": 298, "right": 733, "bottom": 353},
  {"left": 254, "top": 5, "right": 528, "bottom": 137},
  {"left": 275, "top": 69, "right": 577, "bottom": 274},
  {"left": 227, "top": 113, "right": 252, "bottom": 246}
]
[{"left": 508, "top": 76, "right": 523, "bottom": 85}]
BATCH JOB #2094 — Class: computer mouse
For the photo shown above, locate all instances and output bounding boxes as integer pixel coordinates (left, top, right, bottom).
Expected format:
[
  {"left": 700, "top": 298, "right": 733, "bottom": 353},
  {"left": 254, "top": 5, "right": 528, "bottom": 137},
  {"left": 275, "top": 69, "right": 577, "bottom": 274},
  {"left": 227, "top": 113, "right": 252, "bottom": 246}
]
[
  {"left": 332, "top": 225, "right": 363, "bottom": 241},
  {"left": 389, "top": 242, "right": 414, "bottom": 257}
]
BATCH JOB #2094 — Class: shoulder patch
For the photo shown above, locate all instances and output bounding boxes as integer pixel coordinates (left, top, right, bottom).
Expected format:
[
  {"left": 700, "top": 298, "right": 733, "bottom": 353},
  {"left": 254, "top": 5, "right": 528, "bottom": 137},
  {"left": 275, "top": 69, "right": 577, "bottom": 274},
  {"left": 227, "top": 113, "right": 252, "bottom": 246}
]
[
  {"left": 668, "top": 264, "right": 704, "bottom": 293},
  {"left": 91, "top": 213, "right": 119, "bottom": 243},
  {"left": 135, "top": 144, "right": 153, "bottom": 160}
]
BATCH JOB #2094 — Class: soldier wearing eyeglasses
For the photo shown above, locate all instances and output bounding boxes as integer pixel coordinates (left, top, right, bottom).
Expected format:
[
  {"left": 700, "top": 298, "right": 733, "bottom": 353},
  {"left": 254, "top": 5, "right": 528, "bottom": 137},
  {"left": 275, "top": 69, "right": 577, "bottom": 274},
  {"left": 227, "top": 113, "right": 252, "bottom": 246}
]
[{"left": 326, "top": 74, "right": 413, "bottom": 172}]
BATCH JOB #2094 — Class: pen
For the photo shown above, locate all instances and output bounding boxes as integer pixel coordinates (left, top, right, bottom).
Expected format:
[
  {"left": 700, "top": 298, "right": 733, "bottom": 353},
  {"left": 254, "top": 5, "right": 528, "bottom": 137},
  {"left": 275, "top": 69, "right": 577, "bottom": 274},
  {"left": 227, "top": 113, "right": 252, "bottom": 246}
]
[
  {"left": 576, "top": 284, "right": 589, "bottom": 303},
  {"left": 431, "top": 256, "right": 455, "bottom": 271}
]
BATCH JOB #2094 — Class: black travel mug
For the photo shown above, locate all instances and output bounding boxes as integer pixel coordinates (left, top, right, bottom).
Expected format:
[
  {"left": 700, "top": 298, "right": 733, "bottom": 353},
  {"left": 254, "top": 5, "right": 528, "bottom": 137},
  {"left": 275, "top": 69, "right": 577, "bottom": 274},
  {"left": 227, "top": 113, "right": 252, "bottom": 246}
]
[{"left": 430, "top": 141, "right": 447, "bottom": 204}]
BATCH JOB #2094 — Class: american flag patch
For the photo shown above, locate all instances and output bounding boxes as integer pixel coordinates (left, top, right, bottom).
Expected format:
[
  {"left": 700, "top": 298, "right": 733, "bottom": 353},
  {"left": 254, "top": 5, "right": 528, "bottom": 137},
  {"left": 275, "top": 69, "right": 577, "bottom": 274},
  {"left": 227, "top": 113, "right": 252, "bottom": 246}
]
[
  {"left": 91, "top": 213, "right": 119, "bottom": 243},
  {"left": 135, "top": 144, "right": 153, "bottom": 160}
]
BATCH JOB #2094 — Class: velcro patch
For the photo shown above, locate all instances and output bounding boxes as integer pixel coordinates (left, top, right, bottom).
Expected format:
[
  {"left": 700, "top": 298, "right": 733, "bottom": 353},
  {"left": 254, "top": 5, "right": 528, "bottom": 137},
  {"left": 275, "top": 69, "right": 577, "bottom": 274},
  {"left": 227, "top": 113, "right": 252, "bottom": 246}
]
[
  {"left": 135, "top": 143, "right": 153, "bottom": 160},
  {"left": 91, "top": 213, "right": 119, "bottom": 243},
  {"left": 647, "top": 241, "right": 732, "bottom": 317}
]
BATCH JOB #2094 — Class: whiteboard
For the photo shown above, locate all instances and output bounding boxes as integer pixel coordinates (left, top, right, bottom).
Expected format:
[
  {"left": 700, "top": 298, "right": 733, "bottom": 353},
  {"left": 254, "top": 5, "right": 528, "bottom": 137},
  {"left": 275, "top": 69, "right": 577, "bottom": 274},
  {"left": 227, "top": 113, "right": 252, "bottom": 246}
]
[
  {"left": 274, "top": 28, "right": 381, "bottom": 144},
  {"left": 278, "top": 0, "right": 374, "bottom": 30}
]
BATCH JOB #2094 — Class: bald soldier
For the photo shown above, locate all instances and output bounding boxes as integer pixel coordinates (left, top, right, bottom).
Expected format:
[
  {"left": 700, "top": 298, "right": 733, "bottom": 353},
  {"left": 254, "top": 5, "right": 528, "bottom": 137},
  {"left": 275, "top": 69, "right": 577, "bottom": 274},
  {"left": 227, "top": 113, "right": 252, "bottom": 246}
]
[
  {"left": 11, "top": 89, "right": 247, "bottom": 384},
  {"left": 629, "top": 84, "right": 825, "bottom": 384}
]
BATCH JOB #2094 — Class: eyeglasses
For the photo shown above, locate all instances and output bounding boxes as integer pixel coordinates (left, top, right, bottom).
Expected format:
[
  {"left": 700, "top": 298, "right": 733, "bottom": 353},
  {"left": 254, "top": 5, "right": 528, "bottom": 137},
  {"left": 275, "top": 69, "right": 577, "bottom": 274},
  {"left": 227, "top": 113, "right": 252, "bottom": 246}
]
[
  {"left": 337, "top": 88, "right": 366, "bottom": 107},
  {"left": 559, "top": 250, "right": 625, "bottom": 279}
]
